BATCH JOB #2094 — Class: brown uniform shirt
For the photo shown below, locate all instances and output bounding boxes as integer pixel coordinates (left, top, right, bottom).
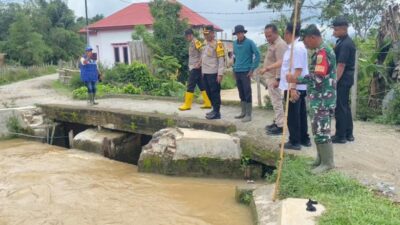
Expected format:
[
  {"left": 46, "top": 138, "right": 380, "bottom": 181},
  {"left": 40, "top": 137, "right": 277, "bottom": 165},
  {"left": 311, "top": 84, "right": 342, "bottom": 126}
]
[
  {"left": 188, "top": 39, "right": 202, "bottom": 71},
  {"left": 263, "top": 36, "right": 288, "bottom": 79},
  {"left": 201, "top": 40, "right": 225, "bottom": 75}
]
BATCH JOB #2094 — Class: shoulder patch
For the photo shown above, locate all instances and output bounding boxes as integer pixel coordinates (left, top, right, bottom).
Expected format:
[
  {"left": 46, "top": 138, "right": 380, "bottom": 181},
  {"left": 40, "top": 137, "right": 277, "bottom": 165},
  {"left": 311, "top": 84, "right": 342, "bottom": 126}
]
[
  {"left": 314, "top": 48, "right": 329, "bottom": 77},
  {"left": 194, "top": 40, "right": 203, "bottom": 50},
  {"left": 216, "top": 40, "right": 225, "bottom": 58}
]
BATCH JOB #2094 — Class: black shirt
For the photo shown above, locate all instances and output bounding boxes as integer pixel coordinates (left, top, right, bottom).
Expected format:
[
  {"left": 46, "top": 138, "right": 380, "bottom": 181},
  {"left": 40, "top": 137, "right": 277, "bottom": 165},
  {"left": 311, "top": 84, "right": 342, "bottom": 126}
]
[{"left": 335, "top": 35, "right": 356, "bottom": 86}]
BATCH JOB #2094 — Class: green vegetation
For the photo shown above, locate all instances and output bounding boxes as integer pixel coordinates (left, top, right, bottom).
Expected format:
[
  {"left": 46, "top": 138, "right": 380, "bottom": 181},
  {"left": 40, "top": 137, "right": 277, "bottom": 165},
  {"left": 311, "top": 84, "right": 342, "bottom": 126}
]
[
  {"left": 71, "top": 83, "right": 142, "bottom": 100},
  {"left": 104, "top": 62, "right": 156, "bottom": 92},
  {"left": 269, "top": 157, "right": 400, "bottom": 225},
  {"left": 0, "top": 0, "right": 103, "bottom": 66},
  {"left": 132, "top": 0, "right": 189, "bottom": 82},
  {"left": 69, "top": 61, "right": 186, "bottom": 98},
  {"left": 0, "top": 65, "right": 56, "bottom": 85},
  {"left": 6, "top": 115, "right": 33, "bottom": 137},
  {"left": 221, "top": 71, "right": 237, "bottom": 90}
]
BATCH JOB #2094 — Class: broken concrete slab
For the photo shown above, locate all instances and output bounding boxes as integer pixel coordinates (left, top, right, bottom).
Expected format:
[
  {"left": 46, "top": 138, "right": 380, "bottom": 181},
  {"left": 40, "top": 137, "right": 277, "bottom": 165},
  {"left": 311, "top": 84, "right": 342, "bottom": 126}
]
[
  {"left": 279, "top": 198, "right": 325, "bottom": 225},
  {"left": 38, "top": 104, "right": 237, "bottom": 135},
  {"left": 73, "top": 128, "right": 142, "bottom": 164},
  {"left": 138, "top": 128, "right": 243, "bottom": 178},
  {"left": 236, "top": 184, "right": 281, "bottom": 225}
]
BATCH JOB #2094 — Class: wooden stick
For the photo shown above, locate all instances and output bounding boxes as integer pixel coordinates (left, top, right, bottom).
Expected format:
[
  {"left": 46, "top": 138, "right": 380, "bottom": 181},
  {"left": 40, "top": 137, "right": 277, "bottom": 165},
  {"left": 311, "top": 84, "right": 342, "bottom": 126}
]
[{"left": 272, "top": 0, "right": 301, "bottom": 202}]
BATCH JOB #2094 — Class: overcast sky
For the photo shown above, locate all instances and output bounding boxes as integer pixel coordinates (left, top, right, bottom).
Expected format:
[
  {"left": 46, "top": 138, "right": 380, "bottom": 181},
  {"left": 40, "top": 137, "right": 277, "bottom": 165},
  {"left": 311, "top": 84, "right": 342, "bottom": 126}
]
[{"left": 66, "top": 0, "right": 329, "bottom": 45}]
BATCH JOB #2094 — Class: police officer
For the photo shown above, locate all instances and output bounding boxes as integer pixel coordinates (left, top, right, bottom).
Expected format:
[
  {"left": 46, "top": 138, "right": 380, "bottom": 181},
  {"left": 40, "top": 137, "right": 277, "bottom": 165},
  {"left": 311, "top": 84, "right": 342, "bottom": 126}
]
[
  {"left": 232, "top": 25, "right": 260, "bottom": 122},
  {"left": 287, "top": 24, "right": 336, "bottom": 173},
  {"left": 202, "top": 25, "right": 225, "bottom": 120},
  {"left": 179, "top": 28, "right": 212, "bottom": 111},
  {"left": 80, "top": 46, "right": 99, "bottom": 105},
  {"left": 331, "top": 16, "right": 356, "bottom": 143}
]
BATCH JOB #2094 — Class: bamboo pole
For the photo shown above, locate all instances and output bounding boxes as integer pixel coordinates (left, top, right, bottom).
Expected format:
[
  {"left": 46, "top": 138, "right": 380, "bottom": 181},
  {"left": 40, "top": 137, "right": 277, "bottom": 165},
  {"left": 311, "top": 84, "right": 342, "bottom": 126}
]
[{"left": 272, "top": 0, "right": 300, "bottom": 202}]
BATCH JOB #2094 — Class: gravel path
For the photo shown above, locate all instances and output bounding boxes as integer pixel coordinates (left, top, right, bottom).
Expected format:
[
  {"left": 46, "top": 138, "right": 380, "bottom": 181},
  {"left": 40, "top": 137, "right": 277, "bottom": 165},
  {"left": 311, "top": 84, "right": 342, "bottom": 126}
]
[{"left": 1, "top": 74, "right": 399, "bottom": 202}]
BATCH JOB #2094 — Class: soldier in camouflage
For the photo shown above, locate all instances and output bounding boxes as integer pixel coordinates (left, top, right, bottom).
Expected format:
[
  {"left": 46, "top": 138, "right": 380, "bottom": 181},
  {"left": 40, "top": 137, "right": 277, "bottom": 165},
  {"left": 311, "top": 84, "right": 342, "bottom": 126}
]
[{"left": 287, "top": 24, "right": 337, "bottom": 174}]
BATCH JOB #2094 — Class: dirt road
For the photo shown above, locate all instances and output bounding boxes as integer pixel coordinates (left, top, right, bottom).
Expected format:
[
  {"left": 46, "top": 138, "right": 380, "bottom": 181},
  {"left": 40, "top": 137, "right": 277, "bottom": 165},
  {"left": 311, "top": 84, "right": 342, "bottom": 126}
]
[{"left": 1, "top": 74, "right": 399, "bottom": 202}]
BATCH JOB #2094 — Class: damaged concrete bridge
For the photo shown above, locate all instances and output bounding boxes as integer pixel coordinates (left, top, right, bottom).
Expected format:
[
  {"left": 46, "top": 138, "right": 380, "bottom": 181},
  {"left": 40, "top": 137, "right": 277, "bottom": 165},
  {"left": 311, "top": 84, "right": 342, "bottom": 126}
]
[{"left": 37, "top": 102, "right": 283, "bottom": 179}]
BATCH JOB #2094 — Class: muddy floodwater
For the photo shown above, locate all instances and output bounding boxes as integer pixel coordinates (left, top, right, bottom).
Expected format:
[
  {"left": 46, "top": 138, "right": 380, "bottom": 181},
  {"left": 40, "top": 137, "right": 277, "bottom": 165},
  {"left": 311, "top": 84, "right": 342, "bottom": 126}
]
[{"left": 0, "top": 140, "right": 252, "bottom": 225}]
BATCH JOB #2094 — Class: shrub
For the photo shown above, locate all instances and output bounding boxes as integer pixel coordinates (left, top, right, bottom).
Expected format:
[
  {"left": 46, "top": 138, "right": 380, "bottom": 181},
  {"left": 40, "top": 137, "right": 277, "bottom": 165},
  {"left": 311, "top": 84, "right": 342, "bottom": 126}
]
[
  {"left": 380, "top": 84, "right": 400, "bottom": 125},
  {"left": 152, "top": 55, "right": 181, "bottom": 81},
  {"left": 150, "top": 81, "right": 185, "bottom": 97},
  {"left": 72, "top": 84, "right": 123, "bottom": 99},
  {"left": 69, "top": 73, "right": 84, "bottom": 89},
  {"left": 104, "top": 62, "right": 157, "bottom": 92},
  {"left": 122, "top": 83, "right": 142, "bottom": 95},
  {"left": 221, "top": 71, "right": 236, "bottom": 90}
]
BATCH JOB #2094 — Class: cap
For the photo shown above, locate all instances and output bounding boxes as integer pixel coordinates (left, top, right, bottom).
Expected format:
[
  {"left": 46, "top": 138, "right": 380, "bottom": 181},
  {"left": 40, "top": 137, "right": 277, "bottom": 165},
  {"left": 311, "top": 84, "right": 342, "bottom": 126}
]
[
  {"left": 332, "top": 16, "right": 349, "bottom": 27},
  {"left": 232, "top": 25, "right": 248, "bottom": 35},
  {"left": 301, "top": 24, "right": 321, "bottom": 39},
  {"left": 85, "top": 46, "right": 93, "bottom": 51},
  {"left": 203, "top": 25, "right": 214, "bottom": 34},
  {"left": 184, "top": 28, "right": 194, "bottom": 36}
]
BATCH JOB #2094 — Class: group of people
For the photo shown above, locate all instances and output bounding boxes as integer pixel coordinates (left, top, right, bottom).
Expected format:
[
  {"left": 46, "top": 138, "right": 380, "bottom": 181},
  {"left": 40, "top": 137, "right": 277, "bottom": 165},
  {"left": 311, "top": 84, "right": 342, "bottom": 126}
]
[
  {"left": 79, "top": 17, "right": 356, "bottom": 173},
  {"left": 177, "top": 17, "right": 355, "bottom": 173}
]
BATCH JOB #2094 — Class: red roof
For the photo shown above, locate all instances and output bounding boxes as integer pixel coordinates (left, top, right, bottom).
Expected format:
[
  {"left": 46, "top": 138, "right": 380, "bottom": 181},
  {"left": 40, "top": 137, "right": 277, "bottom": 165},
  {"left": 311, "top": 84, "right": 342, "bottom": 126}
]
[{"left": 80, "top": 2, "right": 222, "bottom": 32}]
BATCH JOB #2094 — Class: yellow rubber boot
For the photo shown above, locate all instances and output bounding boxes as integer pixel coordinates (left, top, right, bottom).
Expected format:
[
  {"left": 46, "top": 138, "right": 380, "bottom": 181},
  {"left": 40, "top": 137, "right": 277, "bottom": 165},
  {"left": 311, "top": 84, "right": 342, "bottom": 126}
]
[
  {"left": 179, "top": 92, "right": 194, "bottom": 111},
  {"left": 200, "top": 91, "right": 212, "bottom": 109}
]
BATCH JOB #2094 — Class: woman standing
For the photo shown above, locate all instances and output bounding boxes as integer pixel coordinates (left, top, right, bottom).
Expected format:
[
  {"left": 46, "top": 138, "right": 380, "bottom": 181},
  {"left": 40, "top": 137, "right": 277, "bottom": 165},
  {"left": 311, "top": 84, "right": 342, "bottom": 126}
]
[{"left": 80, "top": 46, "right": 99, "bottom": 105}]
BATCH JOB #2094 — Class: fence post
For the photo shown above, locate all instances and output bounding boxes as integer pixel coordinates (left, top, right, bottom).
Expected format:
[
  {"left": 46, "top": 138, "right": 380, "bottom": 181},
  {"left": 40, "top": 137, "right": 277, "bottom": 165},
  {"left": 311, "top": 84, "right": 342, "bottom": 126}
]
[
  {"left": 351, "top": 50, "right": 359, "bottom": 119},
  {"left": 257, "top": 74, "right": 262, "bottom": 107}
]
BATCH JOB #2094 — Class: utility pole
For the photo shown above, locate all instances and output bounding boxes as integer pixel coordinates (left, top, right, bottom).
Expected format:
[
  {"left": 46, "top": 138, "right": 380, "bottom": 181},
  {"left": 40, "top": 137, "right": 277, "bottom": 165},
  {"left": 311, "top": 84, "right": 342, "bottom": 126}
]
[{"left": 85, "top": 0, "right": 90, "bottom": 45}]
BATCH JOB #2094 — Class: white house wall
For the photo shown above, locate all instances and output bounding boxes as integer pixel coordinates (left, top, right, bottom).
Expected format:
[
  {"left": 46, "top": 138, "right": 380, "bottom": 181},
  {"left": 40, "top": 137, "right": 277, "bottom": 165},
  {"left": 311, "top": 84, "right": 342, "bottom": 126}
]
[{"left": 89, "top": 29, "right": 134, "bottom": 68}]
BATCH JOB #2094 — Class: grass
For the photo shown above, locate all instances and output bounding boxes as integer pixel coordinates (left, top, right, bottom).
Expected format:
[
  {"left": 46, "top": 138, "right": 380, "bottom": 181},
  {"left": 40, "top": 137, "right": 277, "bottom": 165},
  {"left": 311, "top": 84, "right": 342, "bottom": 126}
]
[
  {"left": 51, "top": 80, "right": 73, "bottom": 97},
  {"left": 268, "top": 157, "right": 400, "bottom": 225},
  {"left": 0, "top": 65, "right": 57, "bottom": 86},
  {"left": 221, "top": 71, "right": 237, "bottom": 90}
]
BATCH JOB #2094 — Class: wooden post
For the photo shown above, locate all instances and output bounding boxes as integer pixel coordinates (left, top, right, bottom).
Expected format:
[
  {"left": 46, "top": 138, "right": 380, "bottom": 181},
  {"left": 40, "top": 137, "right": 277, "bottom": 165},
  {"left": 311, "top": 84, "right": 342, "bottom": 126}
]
[
  {"left": 351, "top": 51, "right": 359, "bottom": 119},
  {"left": 257, "top": 74, "right": 262, "bottom": 107}
]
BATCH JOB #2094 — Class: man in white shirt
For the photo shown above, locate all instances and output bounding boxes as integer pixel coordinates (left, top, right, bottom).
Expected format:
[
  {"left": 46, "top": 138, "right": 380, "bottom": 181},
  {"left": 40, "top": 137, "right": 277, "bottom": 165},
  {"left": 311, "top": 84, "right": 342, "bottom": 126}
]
[{"left": 280, "top": 23, "right": 311, "bottom": 150}]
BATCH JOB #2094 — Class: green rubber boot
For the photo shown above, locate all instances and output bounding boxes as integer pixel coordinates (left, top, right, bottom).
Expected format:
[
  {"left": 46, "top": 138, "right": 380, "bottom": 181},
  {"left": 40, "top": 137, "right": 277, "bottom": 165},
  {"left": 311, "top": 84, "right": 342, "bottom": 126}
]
[
  {"left": 311, "top": 143, "right": 335, "bottom": 174},
  {"left": 235, "top": 102, "right": 246, "bottom": 119},
  {"left": 308, "top": 144, "right": 321, "bottom": 167},
  {"left": 241, "top": 102, "right": 252, "bottom": 123}
]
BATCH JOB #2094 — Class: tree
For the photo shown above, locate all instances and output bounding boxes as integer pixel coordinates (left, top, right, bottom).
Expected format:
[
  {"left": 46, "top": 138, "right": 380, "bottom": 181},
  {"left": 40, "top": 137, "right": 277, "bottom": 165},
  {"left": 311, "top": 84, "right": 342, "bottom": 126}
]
[
  {"left": 0, "top": 3, "right": 22, "bottom": 41},
  {"left": 133, "top": 0, "right": 189, "bottom": 82},
  {"left": 5, "top": 14, "right": 51, "bottom": 65},
  {"left": 247, "top": 0, "right": 305, "bottom": 22},
  {"left": 320, "top": 0, "right": 389, "bottom": 38},
  {"left": 76, "top": 14, "right": 105, "bottom": 30}
]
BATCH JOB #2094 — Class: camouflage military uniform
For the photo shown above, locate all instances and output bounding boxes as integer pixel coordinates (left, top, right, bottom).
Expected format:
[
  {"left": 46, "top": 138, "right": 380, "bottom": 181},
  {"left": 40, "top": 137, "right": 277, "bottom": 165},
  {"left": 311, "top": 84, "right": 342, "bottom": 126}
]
[{"left": 297, "top": 42, "right": 337, "bottom": 144}]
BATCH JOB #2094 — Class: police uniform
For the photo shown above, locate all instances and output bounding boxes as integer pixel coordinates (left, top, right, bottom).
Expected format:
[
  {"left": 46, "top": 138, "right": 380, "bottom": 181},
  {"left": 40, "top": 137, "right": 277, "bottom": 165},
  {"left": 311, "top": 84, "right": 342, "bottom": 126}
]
[
  {"left": 202, "top": 26, "right": 225, "bottom": 120},
  {"left": 80, "top": 46, "right": 99, "bottom": 105},
  {"left": 296, "top": 25, "right": 337, "bottom": 173},
  {"left": 179, "top": 29, "right": 212, "bottom": 111}
]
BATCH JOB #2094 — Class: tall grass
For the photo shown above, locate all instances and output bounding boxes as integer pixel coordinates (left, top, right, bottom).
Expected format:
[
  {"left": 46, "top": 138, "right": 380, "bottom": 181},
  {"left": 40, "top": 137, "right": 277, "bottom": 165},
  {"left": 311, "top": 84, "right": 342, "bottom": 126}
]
[
  {"left": 0, "top": 65, "right": 57, "bottom": 85},
  {"left": 268, "top": 157, "right": 400, "bottom": 225}
]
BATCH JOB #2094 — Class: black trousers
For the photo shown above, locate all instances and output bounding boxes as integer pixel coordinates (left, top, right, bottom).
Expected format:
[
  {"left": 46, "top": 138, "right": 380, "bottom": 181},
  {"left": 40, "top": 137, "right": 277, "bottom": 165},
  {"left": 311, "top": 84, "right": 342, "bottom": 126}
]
[
  {"left": 335, "top": 84, "right": 353, "bottom": 138},
  {"left": 203, "top": 73, "right": 221, "bottom": 113},
  {"left": 284, "top": 90, "right": 310, "bottom": 145},
  {"left": 235, "top": 71, "right": 252, "bottom": 103},
  {"left": 187, "top": 68, "right": 205, "bottom": 93}
]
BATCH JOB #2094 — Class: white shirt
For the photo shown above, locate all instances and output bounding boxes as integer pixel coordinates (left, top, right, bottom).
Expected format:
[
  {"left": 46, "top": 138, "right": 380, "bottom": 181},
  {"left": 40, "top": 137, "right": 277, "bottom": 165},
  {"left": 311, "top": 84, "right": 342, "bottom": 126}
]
[{"left": 279, "top": 38, "right": 309, "bottom": 91}]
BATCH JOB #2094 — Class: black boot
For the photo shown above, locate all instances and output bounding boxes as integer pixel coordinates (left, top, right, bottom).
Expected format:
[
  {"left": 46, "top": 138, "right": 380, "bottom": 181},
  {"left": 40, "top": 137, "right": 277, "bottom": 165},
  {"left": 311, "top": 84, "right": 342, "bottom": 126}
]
[{"left": 206, "top": 111, "right": 221, "bottom": 120}]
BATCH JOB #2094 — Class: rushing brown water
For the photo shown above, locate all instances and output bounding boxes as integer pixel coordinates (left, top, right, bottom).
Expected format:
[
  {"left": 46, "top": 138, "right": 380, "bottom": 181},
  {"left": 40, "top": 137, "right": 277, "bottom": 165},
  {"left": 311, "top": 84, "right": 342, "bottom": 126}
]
[{"left": 0, "top": 140, "right": 252, "bottom": 225}]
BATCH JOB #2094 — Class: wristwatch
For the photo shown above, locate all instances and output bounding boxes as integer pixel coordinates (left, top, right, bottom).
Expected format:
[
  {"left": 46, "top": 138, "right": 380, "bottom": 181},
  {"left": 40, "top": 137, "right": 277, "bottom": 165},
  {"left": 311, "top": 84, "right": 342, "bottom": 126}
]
[{"left": 275, "top": 78, "right": 280, "bottom": 82}]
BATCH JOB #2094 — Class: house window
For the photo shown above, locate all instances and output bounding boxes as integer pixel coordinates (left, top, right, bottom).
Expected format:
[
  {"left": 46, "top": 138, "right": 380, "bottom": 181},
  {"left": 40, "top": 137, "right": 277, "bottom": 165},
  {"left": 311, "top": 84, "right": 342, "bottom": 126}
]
[
  {"left": 114, "top": 47, "right": 120, "bottom": 63},
  {"left": 123, "top": 46, "right": 129, "bottom": 64}
]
